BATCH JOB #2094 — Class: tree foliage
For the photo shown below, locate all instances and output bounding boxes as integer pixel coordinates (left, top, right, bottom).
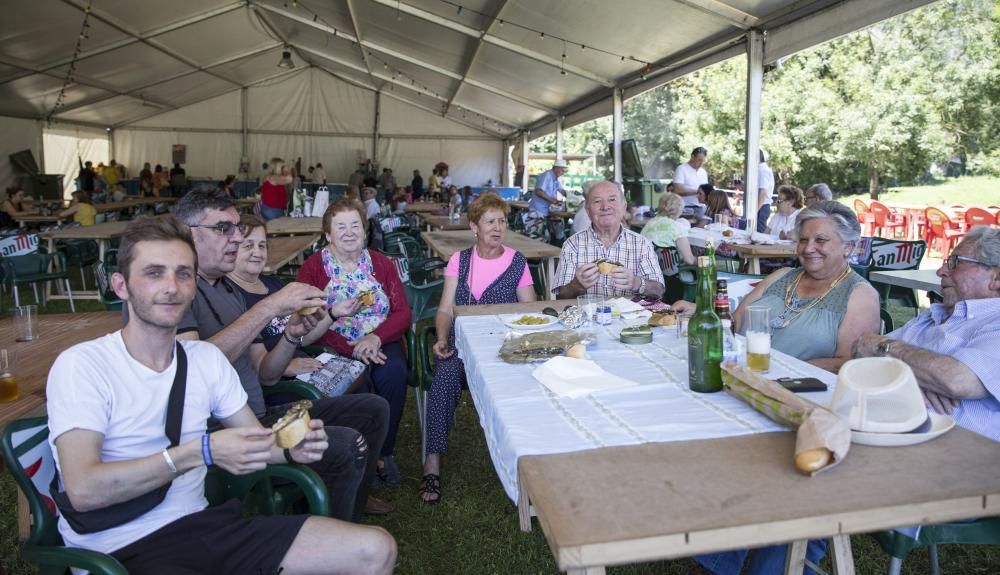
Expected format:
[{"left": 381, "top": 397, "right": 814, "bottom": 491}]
[{"left": 536, "top": 0, "right": 998, "bottom": 197}]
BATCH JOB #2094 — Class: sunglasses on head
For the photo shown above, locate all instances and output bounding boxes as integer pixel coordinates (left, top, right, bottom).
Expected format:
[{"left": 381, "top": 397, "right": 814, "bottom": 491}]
[{"left": 190, "top": 221, "right": 248, "bottom": 236}]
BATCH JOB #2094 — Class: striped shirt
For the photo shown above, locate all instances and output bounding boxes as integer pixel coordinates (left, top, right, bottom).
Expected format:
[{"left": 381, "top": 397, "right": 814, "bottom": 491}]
[
  {"left": 890, "top": 297, "right": 1000, "bottom": 442},
  {"left": 553, "top": 225, "right": 663, "bottom": 298}
]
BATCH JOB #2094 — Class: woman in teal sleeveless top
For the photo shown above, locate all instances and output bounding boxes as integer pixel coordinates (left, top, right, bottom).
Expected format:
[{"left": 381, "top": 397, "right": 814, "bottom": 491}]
[{"left": 733, "top": 201, "right": 881, "bottom": 373}]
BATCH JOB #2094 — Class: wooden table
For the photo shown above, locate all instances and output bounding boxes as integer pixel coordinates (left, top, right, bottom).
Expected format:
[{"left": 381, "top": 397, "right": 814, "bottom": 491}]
[
  {"left": 14, "top": 214, "right": 66, "bottom": 227},
  {"left": 0, "top": 312, "right": 124, "bottom": 540},
  {"left": 418, "top": 214, "right": 471, "bottom": 231},
  {"left": 264, "top": 234, "right": 319, "bottom": 273},
  {"left": 265, "top": 216, "right": 323, "bottom": 235},
  {"left": 869, "top": 269, "right": 941, "bottom": 294},
  {"left": 39, "top": 221, "right": 134, "bottom": 300},
  {"left": 421, "top": 230, "right": 562, "bottom": 299},
  {"left": 404, "top": 202, "right": 447, "bottom": 214},
  {"left": 729, "top": 243, "right": 798, "bottom": 274},
  {"left": 518, "top": 429, "right": 1000, "bottom": 575},
  {"left": 510, "top": 200, "right": 573, "bottom": 219},
  {"left": 0, "top": 312, "right": 123, "bottom": 429}
]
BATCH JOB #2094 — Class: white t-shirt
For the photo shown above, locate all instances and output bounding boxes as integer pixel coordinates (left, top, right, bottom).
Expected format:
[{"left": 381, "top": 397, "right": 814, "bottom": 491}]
[
  {"left": 571, "top": 205, "right": 591, "bottom": 235},
  {"left": 673, "top": 162, "right": 708, "bottom": 205},
  {"left": 365, "top": 198, "right": 381, "bottom": 219},
  {"left": 47, "top": 332, "right": 247, "bottom": 555},
  {"left": 768, "top": 208, "right": 801, "bottom": 238},
  {"left": 758, "top": 162, "right": 775, "bottom": 200}
]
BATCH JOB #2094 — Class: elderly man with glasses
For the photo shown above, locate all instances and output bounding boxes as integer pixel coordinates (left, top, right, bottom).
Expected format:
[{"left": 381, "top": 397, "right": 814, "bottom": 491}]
[
  {"left": 853, "top": 226, "right": 1000, "bottom": 442},
  {"left": 803, "top": 183, "right": 833, "bottom": 206}
]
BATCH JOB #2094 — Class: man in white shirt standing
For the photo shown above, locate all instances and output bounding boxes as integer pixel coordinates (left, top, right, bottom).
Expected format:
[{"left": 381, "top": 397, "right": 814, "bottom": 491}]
[
  {"left": 672, "top": 147, "right": 709, "bottom": 206},
  {"left": 47, "top": 216, "right": 396, "bottom": 574},
  {"left": 363, "top": 187, "right": 381, "bottom": 219},
  {"left": 756, "top": 149, "right": 775, "bottom": 233},
  {"left": 311, "top": 162, "right": 327, "bottom": 185}
]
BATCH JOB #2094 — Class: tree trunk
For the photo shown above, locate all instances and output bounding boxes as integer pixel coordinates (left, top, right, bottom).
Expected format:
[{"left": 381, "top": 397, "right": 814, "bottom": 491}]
[{"left": 868, "top": 161, "right": 879, "bottom": 200}]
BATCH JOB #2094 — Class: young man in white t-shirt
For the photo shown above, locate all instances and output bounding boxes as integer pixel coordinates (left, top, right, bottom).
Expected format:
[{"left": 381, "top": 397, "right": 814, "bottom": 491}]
[
  {"left": 47, "top": 216, "right": 396, "bottom": 574},
  {"left": 672, "top": 146, "right": 709, "bottom": 206}
]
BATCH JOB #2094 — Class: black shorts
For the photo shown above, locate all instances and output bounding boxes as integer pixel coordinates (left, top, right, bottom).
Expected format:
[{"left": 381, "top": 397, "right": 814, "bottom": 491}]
[{"left": 111, "top": 499, "right": 308, "bottom": 575}]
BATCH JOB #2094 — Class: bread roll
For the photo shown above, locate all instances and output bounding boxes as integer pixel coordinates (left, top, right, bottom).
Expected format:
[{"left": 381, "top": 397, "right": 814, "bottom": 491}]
[
  {"left": 297, "top": 306, "right": 320, "bottom": 316},
  {"left": 566, "top": 343, "right": 587, "bottom": 359},
  {"left": 648, "top": 311, "right": 678, "bottom": 327},
  {"left": 594, "top": 259, "right": 622, "bottom": 275},
  {"left": 357, "top": 290, "right": 376, "bottom": 306},
  {"left": 272, "top": 400, "right": 313, "bottom": 448},
  {"left": 794, "top": 447, "right": 832, "bottom": 474}
]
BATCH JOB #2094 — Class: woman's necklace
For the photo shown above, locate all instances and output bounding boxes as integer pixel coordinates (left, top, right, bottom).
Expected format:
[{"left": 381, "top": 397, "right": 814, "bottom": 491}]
[{"left": 771, "top": 265, "right": 852, "bottom": 329}]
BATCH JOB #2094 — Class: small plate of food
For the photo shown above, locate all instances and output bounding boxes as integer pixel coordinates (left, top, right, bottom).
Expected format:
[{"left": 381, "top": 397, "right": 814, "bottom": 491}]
[{"left": 502, "top": 313, "right": 560, "bottom": 330}]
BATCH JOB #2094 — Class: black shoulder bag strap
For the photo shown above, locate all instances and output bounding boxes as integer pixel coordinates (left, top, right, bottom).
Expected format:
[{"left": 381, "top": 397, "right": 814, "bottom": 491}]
[{"left": 52, "top": 342, "right": 188, "bottom": 534}]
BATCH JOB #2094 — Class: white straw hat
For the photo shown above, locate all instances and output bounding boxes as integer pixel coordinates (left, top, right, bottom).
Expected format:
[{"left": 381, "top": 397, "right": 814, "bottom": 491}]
[
  {"left": 830, "top": 357, "right": 954, "bottom": 447},
  {"left": 552, "top": 158, "right": 568, "bottom": 168}
]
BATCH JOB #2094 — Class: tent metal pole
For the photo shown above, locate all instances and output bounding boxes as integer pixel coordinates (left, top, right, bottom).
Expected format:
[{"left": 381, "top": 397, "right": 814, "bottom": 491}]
[
  {"left": 241, "top": 87, "right": 248, "bottom": 175},
  {"left": 108, "top": 129, "right": 115, "bottom": 162},
  {"left": 520, "top": 130, "right": 529, "bottom": 196},
  {"left": 555, "top": 115, "right": 564, "bottom": 161},
  {"left": 743, "top": 29, "right": 764, "bottom": 233},
  {"left": 373, "top": 91, "right": 381, "bottom": 166},
  {"left": 502, "top": 139, "right": 510, "bottom": 187},
  {"left": 612, "top": 88, "right": 623, "bottom": 184}
]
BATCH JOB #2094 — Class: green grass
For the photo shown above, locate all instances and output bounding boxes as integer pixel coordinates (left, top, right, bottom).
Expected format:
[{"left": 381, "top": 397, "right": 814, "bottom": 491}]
[
  {"left": 838, "top": 175, "right": 1000, "bottom": 209},
  {"left": 2, "top": 273, "right": 998, "bottom": 573}
]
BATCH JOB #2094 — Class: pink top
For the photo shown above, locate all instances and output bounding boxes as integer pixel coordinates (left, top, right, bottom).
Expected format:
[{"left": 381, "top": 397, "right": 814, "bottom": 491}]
[{"left": 445, "top": 245, "right": 533, "bottom": 300}]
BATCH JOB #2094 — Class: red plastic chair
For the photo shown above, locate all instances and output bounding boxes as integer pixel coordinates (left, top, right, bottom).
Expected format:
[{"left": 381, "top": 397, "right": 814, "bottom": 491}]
[
  {"left": 964, "top": 207, "right": 997, "bottom": 229},
  {"left": 869, "top": 201, "right": 907, "bottom": 239},
  {"left": 924, "top": 207, "right": 965, "bottom": 259},
  {"left": 854, "top": 199, "right": 873, "bottom": 235}
]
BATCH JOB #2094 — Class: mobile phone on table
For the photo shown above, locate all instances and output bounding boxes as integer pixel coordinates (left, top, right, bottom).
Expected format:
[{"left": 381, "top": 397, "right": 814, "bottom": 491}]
[{"left": 775, "top": 377, "right": 828, "bottom": 393}]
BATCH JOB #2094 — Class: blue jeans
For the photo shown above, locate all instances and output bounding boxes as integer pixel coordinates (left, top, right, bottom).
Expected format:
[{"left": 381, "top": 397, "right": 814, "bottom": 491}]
[
  {"left": 696, "top": 540, "right": 828, "bottom": 575},
  {"left": 260, "top": 205, "right": 286, "bottom": 221}
]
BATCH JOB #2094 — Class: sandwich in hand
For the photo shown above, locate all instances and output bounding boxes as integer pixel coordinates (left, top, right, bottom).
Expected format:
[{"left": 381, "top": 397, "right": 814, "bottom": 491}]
[
  {"left": 272, "top": 400, "right": 313, "bottom": 448},
  {"left": 593, "top": 258, "right": 623, "bottom": 275},
  {"left": 356, "top": 289, "right": 376, "bottom": 307}
]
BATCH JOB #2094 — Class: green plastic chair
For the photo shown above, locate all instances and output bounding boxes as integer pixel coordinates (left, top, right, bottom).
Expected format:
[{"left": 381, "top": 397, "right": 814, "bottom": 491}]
[
  {"left": 658, "top": 246, "right": 698, "bottom": 303},
  {"left": 1, "top": 251, "right": 76, "bottom": 312},
  {"left": 411, "top": 318, "right": 437, "bottom": 464},
  {"left": 404, "top": 277, "right": 444, "bottom": 324},
  {"left": 1, "top": 416, "right": 329, "bottom": 575},
  {"left": 867, "top": 237, "right": 927, "bottom": 314},
  {"left": 871, "top": 518, "right": 1000, "bottom": 575}
]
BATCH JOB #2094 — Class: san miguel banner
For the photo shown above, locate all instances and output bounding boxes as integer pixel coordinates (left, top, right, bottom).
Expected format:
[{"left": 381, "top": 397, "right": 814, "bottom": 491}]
[{"left": 0, "top": 234, "right": 39, "bottom": 257}]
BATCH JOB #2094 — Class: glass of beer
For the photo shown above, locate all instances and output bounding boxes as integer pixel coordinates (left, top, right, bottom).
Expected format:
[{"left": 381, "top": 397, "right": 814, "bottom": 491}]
[
  {"left": 746, "top": 306, "right": 771, "bottom": 373},
  {"left": 0, "top": 349, "right": 17, "bottom": 403}
]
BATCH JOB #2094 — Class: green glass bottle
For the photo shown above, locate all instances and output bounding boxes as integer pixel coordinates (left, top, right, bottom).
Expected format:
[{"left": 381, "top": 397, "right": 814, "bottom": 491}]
[
  {"left": 688, "top": 256, "right": 723, "bottom": 393},
  {"left": 704, "top": 238, "right": 718, "bottom": 290}
]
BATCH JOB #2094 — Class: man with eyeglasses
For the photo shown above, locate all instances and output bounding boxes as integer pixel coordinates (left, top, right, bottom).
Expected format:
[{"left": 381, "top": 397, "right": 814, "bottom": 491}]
[
  {"left": 169, "top": 187, "right": 394, "bottom": 521},
  {"left": 803, "top": 183, "right": 832, "bottom": 207},
  {"left": 853, "top": 226, "right": 1000, "bottom": 442}
]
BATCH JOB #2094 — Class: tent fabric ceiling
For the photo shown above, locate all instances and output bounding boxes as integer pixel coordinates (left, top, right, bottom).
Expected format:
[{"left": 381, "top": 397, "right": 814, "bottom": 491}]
[{"left": 1, "top": 0, "right": 934, "bottom": 138}]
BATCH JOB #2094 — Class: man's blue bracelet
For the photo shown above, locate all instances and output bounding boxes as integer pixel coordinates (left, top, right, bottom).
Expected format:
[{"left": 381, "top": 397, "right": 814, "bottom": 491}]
[{"left": 201, "top": 434, "right": 214, "bottom": 466}]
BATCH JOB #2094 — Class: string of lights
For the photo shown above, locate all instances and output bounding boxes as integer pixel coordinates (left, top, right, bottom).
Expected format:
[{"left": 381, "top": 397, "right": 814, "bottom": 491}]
[{"left": 47, "top": 1, "right": 93, "bottom": 124}]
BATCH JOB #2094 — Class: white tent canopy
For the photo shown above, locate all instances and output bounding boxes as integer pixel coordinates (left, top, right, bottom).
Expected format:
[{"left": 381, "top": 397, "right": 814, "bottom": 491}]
[{"left": 0, "top": 0, "right": 935, "bottom": 190}]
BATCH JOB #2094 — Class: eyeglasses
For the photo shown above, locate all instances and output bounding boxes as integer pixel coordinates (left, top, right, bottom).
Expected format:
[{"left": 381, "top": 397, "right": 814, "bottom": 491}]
[
  {"left": 189, "top": 221, "right": 247, "bottom": 237},
  {"left": 805, "top": 195, "right": 818, "bottom": 201},
  {"left": 945, "top": 254, "right": 992, "bottom": 270}
]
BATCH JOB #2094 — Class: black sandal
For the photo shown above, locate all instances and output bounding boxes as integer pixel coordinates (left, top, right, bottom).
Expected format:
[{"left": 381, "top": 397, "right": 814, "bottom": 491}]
[{"left": 419, "top": 473, "right": 441, "bottom": 505}]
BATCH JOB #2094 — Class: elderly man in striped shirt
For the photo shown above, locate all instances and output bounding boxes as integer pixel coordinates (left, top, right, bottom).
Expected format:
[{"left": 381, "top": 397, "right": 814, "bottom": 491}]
[
  {"left": 553, "top": 180, "right": 664, "bottom": 300},
  {"left": 853, "top": 225, "right": 1000, "bottom": 442}
]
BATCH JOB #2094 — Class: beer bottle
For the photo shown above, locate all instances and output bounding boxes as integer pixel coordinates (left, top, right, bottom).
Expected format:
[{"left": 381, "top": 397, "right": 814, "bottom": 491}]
[
  {"left": 688, "top": 256, "right": 723, "bottom": 393},
  {"left": 714, "top": 279, "right": 732, "bottom": 324}
]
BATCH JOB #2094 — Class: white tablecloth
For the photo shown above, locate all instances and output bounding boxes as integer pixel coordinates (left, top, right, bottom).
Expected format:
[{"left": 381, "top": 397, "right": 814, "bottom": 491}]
[{"left": 454, "top": 315, "right": 837, "bottom": 502}]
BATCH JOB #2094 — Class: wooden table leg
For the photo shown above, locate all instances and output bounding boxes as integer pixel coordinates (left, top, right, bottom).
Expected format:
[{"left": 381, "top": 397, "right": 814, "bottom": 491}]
[
  {"left": 784, "top": 539, "right": 808, "bottom": 574},
  {"left": 830, "top": 534, "right": 855, "bottom": 575},
  {"left": 749, "top": 256, "right": 761, "bottom": 275},
  {"left": 546, "top": 258, "right": 556, "bottom": 300},
  {"left": 518, "top": 480, "right": 532, "bottom": 532},
  {"left": 17, "top": 489, "right": 30, "bottom": 541}
]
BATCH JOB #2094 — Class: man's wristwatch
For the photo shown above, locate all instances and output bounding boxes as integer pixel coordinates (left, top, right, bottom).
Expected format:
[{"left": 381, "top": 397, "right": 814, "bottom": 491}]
[
  {"left": 877, "top": 338, "right": 896, "bottom": 357},
  {"left": 636, "top": 277, "right": 646, "bottom": 297},
  {"left": 283, "top": 331, "right": 304, "bottom": 347}
]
